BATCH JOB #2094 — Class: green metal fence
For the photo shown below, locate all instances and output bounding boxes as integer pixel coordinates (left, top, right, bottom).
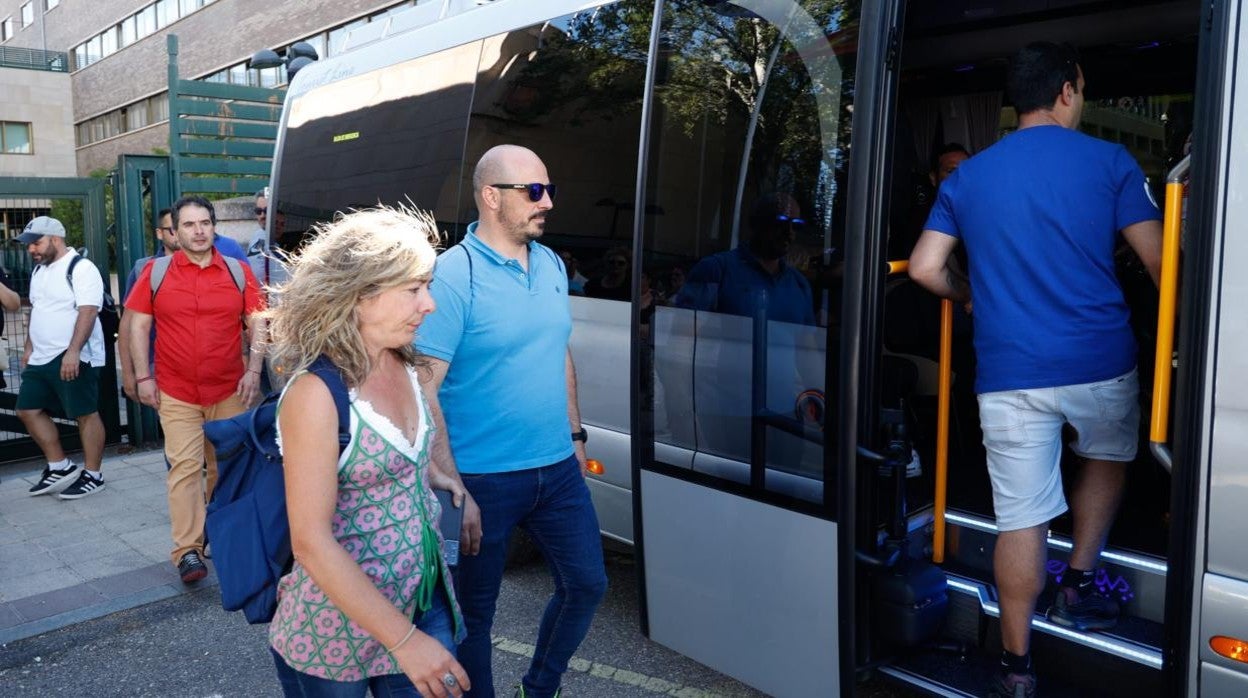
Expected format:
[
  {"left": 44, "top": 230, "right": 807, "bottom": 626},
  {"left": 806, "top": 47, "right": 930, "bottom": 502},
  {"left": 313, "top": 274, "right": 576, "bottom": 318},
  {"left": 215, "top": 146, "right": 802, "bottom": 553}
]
[
  {"left": 167, "top": 34, "right": 285, "bottom": 197},
  {"left": 0, "top": 46, "right": 69, "bottom": 72}
]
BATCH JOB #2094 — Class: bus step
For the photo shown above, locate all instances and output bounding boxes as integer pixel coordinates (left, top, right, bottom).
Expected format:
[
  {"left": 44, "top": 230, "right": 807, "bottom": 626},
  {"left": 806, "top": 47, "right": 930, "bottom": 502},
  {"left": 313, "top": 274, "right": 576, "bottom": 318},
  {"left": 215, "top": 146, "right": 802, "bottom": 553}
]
[
  {"left": 942, "top": 509, "right": 1168, "bottom": 624},
  {"left": 944, "top": 573, "right": 1163, "bottom": 670}
]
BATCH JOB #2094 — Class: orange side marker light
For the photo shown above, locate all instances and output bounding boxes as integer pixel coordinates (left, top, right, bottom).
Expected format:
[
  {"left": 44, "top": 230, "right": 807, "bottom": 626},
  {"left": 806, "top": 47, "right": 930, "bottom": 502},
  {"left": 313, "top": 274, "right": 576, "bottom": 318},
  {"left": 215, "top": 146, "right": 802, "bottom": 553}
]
[
  {"left": 1211, "top": 636, "right": 1248, "bottom": 664},
  {"left": 585, "top": 459, "right": 605, "bottom": 476}
]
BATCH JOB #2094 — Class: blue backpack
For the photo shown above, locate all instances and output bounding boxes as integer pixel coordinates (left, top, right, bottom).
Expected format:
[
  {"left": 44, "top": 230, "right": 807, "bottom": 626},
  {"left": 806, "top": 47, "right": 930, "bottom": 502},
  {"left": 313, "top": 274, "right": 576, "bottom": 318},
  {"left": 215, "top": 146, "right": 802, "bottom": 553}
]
[{"left": 204, "top": 356, "right": 351, "bottom": 624}]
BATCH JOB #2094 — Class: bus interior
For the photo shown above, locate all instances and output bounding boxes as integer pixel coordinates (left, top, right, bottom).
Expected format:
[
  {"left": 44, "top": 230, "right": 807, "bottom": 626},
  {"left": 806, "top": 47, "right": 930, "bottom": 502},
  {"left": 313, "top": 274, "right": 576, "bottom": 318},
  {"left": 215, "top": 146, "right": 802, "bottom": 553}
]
[{"left": 869, "top": 0, "right": 1200, "bottom": 694}]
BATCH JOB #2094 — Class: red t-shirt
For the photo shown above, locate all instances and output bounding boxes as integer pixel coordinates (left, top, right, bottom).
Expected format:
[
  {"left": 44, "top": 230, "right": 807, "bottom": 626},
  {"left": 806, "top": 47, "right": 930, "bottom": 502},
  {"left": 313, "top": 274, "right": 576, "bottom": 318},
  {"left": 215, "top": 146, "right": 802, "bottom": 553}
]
[{"left": 125, "top": 249, "right": 265, "bottom": 405}]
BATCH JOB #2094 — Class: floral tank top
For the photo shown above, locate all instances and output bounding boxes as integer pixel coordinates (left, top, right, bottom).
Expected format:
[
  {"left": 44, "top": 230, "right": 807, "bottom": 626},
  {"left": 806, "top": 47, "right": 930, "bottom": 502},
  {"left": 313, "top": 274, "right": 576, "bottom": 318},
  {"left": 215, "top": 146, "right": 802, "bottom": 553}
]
[{"left": 268, "top": 366, "right": 464, "bottom": 681}]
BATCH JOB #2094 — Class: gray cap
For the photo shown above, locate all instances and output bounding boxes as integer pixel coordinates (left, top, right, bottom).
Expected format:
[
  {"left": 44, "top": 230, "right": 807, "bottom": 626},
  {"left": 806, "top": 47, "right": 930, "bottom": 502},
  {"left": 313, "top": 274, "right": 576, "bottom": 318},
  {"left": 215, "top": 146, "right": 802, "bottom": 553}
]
[{"left": 16, "top": 216, "right": 67, "bottom": 244}]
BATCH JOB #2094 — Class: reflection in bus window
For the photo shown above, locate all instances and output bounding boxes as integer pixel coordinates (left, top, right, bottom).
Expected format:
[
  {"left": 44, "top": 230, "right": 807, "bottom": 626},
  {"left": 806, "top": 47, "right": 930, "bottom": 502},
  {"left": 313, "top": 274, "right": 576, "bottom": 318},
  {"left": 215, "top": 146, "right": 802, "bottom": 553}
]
[
  {"left": 272, "top": 42, "right": 481, "bottom": 249},
  {"left": 642, "top": 0, "right": 858, "bottom": 505}
]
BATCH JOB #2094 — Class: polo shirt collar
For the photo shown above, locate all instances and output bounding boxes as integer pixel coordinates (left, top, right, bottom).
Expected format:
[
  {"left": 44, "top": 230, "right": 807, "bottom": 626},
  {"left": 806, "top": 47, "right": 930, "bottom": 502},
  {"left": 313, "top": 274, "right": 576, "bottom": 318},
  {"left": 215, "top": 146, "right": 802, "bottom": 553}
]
[
  {"left": 173, "top": 248, "right": 227, "bottom": 270},
  {"left": 463, "top": 221, "right": 540, "bottom": 266}
]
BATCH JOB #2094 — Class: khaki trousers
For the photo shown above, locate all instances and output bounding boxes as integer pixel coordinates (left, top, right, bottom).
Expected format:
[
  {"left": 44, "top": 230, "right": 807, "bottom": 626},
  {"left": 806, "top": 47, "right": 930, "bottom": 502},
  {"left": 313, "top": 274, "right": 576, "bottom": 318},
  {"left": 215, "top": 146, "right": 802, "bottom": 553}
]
[{"left": 158, "top": 390, "right": 247, "bottom": 564}]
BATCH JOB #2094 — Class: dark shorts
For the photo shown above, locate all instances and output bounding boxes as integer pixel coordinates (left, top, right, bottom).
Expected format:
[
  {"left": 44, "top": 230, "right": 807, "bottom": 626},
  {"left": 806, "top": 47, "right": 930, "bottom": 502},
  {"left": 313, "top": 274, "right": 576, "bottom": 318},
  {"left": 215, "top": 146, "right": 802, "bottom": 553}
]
[{"left": 16, "top": 352, "right": 100, "bottom": 418}]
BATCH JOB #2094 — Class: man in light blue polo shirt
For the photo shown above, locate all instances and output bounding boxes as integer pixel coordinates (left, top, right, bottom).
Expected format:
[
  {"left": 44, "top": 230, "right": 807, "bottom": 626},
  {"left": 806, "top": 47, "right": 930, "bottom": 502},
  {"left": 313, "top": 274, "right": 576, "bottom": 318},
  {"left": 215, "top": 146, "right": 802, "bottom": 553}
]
[{"left": 417, "top": 144, "right": 606, "bottom": 698}]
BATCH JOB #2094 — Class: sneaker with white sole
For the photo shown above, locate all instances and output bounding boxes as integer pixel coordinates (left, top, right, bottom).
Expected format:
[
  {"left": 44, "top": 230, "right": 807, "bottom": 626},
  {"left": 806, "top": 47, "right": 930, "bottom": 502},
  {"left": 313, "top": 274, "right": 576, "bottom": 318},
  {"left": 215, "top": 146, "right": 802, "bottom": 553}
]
[
  {"left": 28, "top": 463, "right": 84, "bottom": 496},
  {"left": 58, "top": 471, "right": 105, "bottom": 500}
]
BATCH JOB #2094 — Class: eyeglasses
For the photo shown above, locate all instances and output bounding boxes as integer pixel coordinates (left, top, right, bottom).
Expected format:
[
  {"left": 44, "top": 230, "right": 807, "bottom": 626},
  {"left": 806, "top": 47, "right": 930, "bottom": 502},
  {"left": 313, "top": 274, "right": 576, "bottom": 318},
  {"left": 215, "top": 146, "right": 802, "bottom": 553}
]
[
  {"left": 157, "top": 226, "right": 174, "bottom": 233},
  {"left": 776, "top": 214, "right": 806, "bottom": 232},
  {"left": 491, "top": 183, "right": 558, "bottom": 202},
  {"left": 608, "top": 258, "right": 628, "bottom": 267},
  {"left": 254, "top": 207, "right": 268, "bottom": 216}
]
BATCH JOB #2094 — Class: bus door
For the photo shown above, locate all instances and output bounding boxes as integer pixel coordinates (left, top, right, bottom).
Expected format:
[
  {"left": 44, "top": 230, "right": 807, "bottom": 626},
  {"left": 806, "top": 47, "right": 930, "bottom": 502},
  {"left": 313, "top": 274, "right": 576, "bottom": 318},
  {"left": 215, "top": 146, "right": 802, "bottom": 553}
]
[{"left": 630, "top": 1, "right": 899, "bottom": 695}]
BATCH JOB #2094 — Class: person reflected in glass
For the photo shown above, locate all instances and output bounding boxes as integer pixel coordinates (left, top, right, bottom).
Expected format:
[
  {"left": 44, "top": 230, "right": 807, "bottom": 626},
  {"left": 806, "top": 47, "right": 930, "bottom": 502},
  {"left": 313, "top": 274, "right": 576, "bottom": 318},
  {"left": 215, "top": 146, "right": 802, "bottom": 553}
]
[
  {"left": 673, "top": 193, "right": 816, "bottom": 325},
  {"left": 582, "top": 246, "right": 631, "bottom": 301},
  {"left": 556, "top": 250, "right": 587, "bottom": 295}
]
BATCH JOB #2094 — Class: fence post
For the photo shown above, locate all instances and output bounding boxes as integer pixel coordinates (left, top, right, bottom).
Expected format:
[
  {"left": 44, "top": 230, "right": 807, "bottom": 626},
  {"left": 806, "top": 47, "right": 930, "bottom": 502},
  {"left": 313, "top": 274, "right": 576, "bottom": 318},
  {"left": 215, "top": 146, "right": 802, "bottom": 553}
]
[{"left": 167, "top": 34, "right": 181, "bottom": 199}]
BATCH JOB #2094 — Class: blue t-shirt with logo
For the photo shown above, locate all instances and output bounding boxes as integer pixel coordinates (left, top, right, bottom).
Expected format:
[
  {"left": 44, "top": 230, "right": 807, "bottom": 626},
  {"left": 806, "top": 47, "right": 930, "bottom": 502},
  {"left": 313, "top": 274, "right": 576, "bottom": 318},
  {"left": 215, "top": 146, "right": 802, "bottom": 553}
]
[
  {"left": 415, "top": 224, "right": 574, "bottom": 474},
  {"left": 923, "top": 125, "right": 1160, "bottom": 393}
]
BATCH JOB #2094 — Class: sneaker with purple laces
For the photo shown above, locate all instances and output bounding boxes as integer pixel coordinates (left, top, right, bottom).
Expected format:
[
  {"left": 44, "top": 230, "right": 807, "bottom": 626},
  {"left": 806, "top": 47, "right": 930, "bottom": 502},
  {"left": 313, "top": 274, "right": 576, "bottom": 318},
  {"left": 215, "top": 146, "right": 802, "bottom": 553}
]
[
  {"left": 1047, "top": 585, "right": 1120, "bottom": 631},
  {"left": 989, "top": 670, "right": 1037, "bottom": 698}
]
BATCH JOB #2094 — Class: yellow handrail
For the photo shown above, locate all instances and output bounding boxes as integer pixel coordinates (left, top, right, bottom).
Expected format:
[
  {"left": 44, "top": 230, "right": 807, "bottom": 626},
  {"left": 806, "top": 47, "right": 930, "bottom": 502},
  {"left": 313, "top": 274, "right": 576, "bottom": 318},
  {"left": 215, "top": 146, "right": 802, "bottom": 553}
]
[
  {"left": 887, "top": 259, "right": 951, "bottom": 562},
  {"left": 1149, "top": 155, "right": 1189, "bottom": 473},
  {"left": 933, "top": 299, "right": 952, "bottom": 563}
]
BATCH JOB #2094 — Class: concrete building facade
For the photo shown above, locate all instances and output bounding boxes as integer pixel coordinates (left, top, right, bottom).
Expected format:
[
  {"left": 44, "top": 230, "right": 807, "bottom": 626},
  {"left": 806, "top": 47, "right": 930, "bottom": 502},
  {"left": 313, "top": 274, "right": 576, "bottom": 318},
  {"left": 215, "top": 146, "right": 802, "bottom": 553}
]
[
  {"left": 0, "top": 65, "right": 74, "bottom": 177},
  {"left": 0, "top": 0, "right": 423, "bottom": 175}
]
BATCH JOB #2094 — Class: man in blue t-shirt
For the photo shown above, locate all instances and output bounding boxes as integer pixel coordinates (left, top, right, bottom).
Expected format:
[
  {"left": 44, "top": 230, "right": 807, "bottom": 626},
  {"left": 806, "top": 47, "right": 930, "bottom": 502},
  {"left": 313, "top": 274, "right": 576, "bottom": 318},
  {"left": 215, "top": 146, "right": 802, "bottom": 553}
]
[
  {"left": 417, "top": 144, "right": 606, "bottom": 698},
  {"left": 910, "top": 42, "right": 1162, "bottom": 697}
]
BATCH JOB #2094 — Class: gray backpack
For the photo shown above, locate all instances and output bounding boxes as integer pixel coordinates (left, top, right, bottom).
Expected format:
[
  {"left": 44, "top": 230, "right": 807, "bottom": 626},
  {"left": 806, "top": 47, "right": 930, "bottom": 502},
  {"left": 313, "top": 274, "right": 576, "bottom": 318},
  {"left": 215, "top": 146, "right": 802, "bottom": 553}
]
[{"left": 149, "top": 255, "right": 246, "bottom": 300}]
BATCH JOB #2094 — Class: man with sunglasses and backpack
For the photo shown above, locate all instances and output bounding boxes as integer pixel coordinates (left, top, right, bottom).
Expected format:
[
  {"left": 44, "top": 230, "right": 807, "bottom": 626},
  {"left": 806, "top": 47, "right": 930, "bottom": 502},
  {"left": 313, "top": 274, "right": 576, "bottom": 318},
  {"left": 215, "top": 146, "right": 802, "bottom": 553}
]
[
  {"left": 674, "top": 192, "right": 816, "bottom": 325},
  {"left": 417, "top": 144, "right": 607, "bottom": 698}
]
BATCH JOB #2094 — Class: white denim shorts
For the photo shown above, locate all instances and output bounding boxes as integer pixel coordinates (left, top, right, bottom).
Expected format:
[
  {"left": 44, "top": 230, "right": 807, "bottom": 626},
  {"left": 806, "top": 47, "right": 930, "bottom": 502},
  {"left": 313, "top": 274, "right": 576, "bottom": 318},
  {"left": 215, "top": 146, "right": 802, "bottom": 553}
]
[{"left": 976, "top": 369, "right": 1140, "bottom": 531}]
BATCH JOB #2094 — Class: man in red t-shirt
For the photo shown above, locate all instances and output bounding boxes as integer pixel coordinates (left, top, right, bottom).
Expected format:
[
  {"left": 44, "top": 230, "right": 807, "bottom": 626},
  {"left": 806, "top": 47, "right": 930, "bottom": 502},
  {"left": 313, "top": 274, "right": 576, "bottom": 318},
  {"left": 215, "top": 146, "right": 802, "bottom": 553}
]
[{"left": 124, "top": 196, "right": 267, "bottom": 584}]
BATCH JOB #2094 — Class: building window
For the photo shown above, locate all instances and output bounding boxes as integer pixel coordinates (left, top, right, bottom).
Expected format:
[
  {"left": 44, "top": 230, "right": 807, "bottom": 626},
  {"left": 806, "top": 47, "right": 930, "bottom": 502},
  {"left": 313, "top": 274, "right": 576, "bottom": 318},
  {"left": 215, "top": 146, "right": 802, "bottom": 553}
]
[
  {"left": 100, "top": 26, "right": 117, "bottom": 57},
  {"left": 1, "top": 122, "right": 33, "bottom": 154},
  {"left": 136, "top": 5, "right": 155, "bottom": 35},
  {"left": 46, "top": 0, "right": 60, "bottom": 10},
  {"left": 1, "top": 17, "right": 12, "bottom": 42},
  {"left": 20, "top": 2, "right": 32, "bottom": 27},
  {"left": 120, "top": 15, "right": 136, "bottom": 46},
  {"left": 155, "top": 0, "right": 177, "bottom": 28}
]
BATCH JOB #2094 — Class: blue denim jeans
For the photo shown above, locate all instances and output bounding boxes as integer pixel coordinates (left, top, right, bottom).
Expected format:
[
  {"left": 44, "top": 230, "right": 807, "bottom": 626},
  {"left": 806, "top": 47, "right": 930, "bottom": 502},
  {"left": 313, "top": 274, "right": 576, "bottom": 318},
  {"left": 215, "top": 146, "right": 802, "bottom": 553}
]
[
  {"left": 455, "top": 454, "right": 607, "bottom": 698},
  {"left": 271, "top": 582, "right": 456, "bottom": 697}
]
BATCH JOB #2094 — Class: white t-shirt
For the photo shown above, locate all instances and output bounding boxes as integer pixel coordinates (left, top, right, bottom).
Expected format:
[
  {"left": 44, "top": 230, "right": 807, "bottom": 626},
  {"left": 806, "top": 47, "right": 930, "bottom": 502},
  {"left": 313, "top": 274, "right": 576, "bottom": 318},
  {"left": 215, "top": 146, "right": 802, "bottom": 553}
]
[{"left": 28, "top": 250, "right": 106, "bottom": 367}]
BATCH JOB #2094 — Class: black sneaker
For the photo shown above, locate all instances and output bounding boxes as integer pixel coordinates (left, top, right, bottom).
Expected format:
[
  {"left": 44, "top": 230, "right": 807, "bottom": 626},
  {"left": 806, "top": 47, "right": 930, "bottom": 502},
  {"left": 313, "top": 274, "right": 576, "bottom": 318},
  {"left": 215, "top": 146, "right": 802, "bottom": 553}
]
[
  {"left": 1047, "top": 585, "right": 1120, "bottom": 631},
  {"left": 178, "top": 551, "right": 208, "bottom": 584},
  {"left": 989, "top": 670, "right": 1037, "bottom": 698},
  {"left": 58, "top": 471, "right": 105, "bottom": 500},
  {"left": 28, "top": 463, "right": 84, "bottom": 496}
]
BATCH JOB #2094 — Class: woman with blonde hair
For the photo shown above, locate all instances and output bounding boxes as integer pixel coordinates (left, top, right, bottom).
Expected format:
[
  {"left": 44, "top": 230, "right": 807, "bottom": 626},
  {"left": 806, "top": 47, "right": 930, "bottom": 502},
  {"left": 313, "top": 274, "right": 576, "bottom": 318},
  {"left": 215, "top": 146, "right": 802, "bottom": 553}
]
[{"left": 266, "top": 205, "right": 472, "bottom": 698}]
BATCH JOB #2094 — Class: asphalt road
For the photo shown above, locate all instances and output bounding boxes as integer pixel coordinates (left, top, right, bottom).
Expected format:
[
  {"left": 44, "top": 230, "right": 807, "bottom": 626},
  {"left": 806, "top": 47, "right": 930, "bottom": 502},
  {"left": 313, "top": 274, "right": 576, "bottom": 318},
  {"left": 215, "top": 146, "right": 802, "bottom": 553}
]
[{"left": 0, "top": 540, "right": 919, "bottom": 697}]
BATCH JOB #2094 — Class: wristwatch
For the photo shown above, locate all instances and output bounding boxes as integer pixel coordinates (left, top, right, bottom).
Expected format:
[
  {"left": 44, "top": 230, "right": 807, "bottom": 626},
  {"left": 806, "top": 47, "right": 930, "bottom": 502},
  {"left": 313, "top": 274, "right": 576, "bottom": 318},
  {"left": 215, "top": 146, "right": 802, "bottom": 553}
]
[{"left": 571, "top": 429, "right": 588, "bottom": 443}]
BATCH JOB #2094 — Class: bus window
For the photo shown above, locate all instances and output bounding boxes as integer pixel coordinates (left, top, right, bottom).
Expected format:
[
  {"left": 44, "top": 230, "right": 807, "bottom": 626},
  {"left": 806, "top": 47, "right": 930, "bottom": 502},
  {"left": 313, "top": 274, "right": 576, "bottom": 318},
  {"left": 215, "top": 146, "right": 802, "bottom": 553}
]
[
  {"left": 272, "top": 40, "right": 481, "bottom": 249},
  {"left": 641, "top": 0, "right": 857, "bottom": 506},
  {"left": 458, "top": 4, "right": 653, "bottom": 448}
]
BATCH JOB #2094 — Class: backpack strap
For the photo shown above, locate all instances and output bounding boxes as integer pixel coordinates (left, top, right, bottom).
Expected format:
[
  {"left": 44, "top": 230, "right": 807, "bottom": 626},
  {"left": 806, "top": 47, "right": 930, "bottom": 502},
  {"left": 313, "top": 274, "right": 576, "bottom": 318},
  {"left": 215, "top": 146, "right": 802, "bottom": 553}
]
[
  {"left": 452, "top": 243, "right": 474, "bottom": 325},
  {"left": 150, "top": 256, "right": 174, "bottom": 302},
  {"left": 222, "top": 256, "right": 246, "bottom": 294},
  {"left": 305, "top": 355, "right": 352, "bottom": 454},
  {"left": 65, "top": 255, "right": 81, "bottom": 309}
]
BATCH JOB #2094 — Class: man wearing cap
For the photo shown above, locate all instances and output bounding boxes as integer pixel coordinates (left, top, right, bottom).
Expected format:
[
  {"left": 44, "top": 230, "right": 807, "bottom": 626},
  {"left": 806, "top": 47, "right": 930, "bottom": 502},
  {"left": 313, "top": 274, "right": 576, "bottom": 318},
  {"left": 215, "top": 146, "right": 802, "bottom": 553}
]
[{"left": 17, "top": 216, "right": 108, "bottom": 500}]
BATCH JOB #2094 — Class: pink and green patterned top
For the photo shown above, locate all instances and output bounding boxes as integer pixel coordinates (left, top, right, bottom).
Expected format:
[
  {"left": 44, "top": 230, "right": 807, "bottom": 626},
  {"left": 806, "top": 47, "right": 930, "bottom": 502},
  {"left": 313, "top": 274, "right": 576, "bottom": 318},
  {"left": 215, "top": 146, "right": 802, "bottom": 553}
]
[{"left": 269, "top": 367, "right": 464, "bottom": 681}]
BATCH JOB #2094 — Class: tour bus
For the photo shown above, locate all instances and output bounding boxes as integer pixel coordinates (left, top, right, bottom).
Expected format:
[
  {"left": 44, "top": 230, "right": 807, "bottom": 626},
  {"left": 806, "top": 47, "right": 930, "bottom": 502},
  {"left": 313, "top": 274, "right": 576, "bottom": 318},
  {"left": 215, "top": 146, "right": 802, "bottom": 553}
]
[{"left": 265, "top": 0, "right": 1248, "bottom": 695}]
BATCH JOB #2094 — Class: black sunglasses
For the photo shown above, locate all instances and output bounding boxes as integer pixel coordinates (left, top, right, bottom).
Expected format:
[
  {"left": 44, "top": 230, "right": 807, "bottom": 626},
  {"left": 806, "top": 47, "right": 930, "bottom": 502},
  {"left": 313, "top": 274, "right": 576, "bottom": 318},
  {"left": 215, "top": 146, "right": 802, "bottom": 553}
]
[
  {"left": 776, "top": 214, "right": 806, "bottom": 231},
  {"left": 492, "top": 182, "right": 558, "bottom": 202},
  {"left": 254, "top": 207, "right": 268, "bottom": 216}
]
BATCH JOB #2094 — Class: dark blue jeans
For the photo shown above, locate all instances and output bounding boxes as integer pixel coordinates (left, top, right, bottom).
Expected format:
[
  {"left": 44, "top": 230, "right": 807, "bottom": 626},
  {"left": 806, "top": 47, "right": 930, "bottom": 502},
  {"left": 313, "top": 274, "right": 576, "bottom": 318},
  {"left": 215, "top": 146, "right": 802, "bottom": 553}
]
[
  {"left": 456, "top": 454, "right": 607, "bottom": 698},
  {"left": 271, "top": 582, "right": 456, "bottom": 697}
]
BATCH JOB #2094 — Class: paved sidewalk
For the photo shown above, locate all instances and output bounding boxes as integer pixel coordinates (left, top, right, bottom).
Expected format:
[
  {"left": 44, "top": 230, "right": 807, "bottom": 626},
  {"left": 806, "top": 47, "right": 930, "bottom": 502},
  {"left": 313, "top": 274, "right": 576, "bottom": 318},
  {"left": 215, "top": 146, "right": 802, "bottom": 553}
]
[{"left": 0, "top": 448, "right": 217, "bottom": 645}]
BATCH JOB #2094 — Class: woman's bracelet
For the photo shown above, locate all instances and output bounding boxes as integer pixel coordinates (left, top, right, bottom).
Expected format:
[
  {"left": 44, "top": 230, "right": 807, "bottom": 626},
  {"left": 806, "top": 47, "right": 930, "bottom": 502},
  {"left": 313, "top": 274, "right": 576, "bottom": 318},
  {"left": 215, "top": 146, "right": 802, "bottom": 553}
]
[
  {"left": 137, "top": 376, "right": 155, "bottom": 384},
  {"left": 247, "top": 369, "right": 262, "bottom": 375},
  {"left": 387, "top": 625, "right": 417, "bottom": 655}
]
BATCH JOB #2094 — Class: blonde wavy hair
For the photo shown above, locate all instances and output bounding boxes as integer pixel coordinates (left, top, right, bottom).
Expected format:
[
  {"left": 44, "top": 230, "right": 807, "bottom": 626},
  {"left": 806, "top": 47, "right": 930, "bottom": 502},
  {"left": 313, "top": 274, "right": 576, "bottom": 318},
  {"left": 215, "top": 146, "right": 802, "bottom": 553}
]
[{"left": 265, "top": 204, "right": 441, "bottom": 387}]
